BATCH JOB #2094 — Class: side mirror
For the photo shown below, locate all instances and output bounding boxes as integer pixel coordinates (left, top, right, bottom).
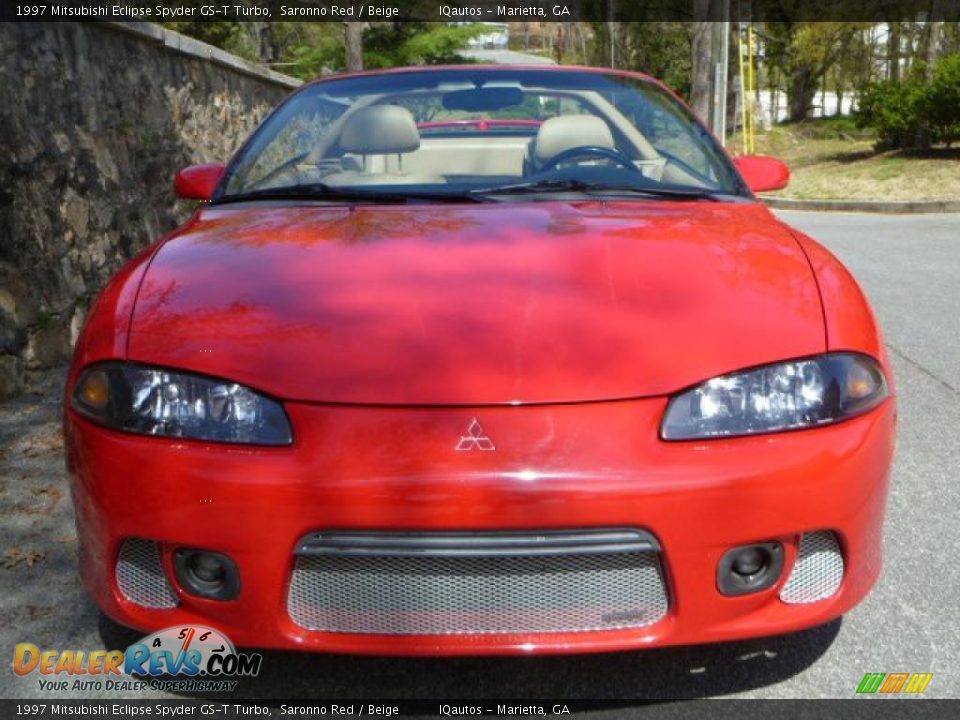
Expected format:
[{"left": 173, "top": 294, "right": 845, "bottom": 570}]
[
  {"left": 174, "top": 163, "right": 226, "bottom": 201},
  {"left": 733, "top": 155, "right": 790, "bottom": 193}
]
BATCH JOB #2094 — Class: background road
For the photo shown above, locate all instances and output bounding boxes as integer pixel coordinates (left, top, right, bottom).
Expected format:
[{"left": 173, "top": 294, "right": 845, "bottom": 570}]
[{"left": 1, "top": 210, "right": 957, "bottom": 701}]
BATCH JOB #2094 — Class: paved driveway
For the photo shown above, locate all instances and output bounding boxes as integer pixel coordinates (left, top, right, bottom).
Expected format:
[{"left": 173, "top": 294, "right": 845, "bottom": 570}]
[{"left": 1, "top": 211, "right": 957, "bottom": 701}]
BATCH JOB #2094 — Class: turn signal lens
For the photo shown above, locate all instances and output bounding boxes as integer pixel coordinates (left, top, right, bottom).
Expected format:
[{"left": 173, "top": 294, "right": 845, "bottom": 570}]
[
  {"left": 847, "top": 359, "right": 881, "bottom": 399},
  {"left": 77, "top": 369, "right": 111, "bottom": 409}
]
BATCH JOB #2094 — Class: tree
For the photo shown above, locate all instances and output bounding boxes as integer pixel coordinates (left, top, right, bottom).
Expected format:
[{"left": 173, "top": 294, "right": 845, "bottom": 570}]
[
  {"left": 763, "top": 22, "right": 865, "bottom": 121},
  {"left": 363, "top": 23, "right": 489, "bottom": 68},
  {"left": 344, "top": 23, "right": 364, "bottom": 72},
  {"left": 926, "top": 52, "right": 960, "bottom": 147},
  {"left": 690, "top": 13, "right": 713, "bottom": 122},
  {"left": 158, "top": 21, "right": 242, "bottom": 52},
  {"left": 828, "top": 25, "right": 877, "bottom": 114},
  {"left": 888, "top": 21, "right": 901, "bottom": 82},
  {"left": 586, "top": 21, "right": 696, "bottom": 97},
  {"left": 858, "top": 52, "right": 960, "bottom": 150},
  {"left": 925, "top": 19, "right": 944, "bottom": 82},
  {"left": 288, "top": 23, "right": 489, "bottom": 79}
]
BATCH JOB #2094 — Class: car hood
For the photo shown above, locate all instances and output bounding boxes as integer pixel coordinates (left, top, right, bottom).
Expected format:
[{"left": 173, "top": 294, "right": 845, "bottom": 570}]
[{"left": 128, "top": 201, "right": 824, "bottom": 405}]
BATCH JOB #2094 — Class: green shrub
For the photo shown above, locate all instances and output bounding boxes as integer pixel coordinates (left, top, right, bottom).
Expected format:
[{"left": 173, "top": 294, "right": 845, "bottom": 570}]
[
  {"left": 926, "top": 53, "right": 960, "bottom": 148},
  {"left": 857, "top": 53, "right": 960, "bottom": 149},
  {"left": 856, "top": 80, "right": 925, "bottom": 149}
]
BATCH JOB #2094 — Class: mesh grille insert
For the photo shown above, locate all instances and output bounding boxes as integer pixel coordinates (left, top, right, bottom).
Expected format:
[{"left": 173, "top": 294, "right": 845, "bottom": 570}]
[
  {"left": 288, "top": 536, "right": 668, "bottom": 635},
  {"left": 780, "top": 531, "right": 844, "bottom": 604},
  {"left": 116, "top": 538, "right": 179, "bottom": 609}
]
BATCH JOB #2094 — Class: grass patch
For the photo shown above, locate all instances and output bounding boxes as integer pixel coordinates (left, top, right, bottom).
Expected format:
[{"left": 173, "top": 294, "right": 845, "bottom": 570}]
[{"left": 730, "top": 117, "right": 960, "bottom": 201}]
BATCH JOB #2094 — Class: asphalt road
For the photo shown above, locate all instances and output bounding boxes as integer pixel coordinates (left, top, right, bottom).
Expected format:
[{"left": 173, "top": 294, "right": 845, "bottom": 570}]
[{"left": 1, "top": 210, "right": 957, "bottom": 703}]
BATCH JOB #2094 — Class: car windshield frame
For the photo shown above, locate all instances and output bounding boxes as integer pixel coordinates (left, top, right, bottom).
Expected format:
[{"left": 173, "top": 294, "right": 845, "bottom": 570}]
[{"left": 213, "top": 67, "right": 750, "bottom": 204}]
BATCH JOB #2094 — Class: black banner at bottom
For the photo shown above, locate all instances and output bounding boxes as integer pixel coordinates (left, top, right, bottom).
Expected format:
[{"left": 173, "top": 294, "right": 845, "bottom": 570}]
[{"left": 2, "top": 699, "right": 958, "bottom": 719}]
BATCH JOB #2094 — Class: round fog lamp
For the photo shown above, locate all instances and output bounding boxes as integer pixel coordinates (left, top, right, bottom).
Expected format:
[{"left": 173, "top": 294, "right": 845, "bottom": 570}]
[
  {"left": 717, "top": 542, "right": 784, "bottom": 596},
  {"left": 189, "top": 553, "right": 226, "bottom": 584},
  {"left": 732, "top": 547, "right": 766, "bottom": 576},
  {"left": 174, "top": 549, "right": 240, "bottom": 600}
]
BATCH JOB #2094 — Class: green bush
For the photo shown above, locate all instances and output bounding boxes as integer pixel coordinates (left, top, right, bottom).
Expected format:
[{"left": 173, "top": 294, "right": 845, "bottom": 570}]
[
  {"left": 857, "top": 53, "right": 960, "bottom": 149},
  {"left": 927, "top": 53, "right": 960, "bottom": 148},
  {"left": 856, "top": 79, "right": 927, "bottom": 149}
]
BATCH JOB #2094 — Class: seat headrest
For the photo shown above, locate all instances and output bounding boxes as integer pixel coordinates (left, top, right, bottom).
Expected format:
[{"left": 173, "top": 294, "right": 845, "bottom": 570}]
[
  {"left": 340, "top": 105, "right": 420, "bottom": 155},
  {"left": 532, "top": 115, "right": 615, "bottom": 164}
]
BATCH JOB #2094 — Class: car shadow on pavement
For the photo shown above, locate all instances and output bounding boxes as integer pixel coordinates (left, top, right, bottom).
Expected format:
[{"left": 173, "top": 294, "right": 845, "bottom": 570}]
[{"left": 99, "top": 613, "right": 840, "bottom": 701}]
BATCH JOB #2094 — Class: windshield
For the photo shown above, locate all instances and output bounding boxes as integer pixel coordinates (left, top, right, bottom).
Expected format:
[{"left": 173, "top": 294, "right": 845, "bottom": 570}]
[{"left": 218, "top": 68, "right": 746, "bottom": 202}]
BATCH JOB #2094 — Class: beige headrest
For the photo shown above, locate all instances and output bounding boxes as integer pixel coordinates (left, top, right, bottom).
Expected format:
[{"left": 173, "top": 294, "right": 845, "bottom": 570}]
[
  {"left": 532, "top": 115, "right": 615, "bottom": 164},
  {"left": 341, "top": 105, "right": 420, "bottom": 155}
]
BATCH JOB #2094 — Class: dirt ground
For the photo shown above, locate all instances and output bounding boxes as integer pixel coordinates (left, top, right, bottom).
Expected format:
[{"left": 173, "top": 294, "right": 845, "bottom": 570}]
[{"left": 0, "top": 368, "right": 106, "bottom": 652}]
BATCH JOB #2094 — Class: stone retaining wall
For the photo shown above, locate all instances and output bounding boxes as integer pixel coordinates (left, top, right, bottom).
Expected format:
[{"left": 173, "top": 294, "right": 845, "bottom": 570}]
[{"left": 0, "top": 22, "right": 300, "bottom": 397}]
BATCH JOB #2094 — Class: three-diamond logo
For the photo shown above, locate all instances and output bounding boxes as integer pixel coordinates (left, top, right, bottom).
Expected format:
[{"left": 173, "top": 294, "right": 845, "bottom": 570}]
[{"left": 455, "top": 418, "right": 495, "bottom": 451}]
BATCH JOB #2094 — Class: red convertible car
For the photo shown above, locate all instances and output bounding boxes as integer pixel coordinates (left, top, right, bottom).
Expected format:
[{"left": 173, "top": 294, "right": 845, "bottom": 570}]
[{"left": 66, "top": 66, "right": 895, "bottom": 655}]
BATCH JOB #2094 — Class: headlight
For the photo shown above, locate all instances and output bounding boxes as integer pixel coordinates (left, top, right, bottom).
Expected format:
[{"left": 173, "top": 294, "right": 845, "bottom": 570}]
[
  {"left": 71, "top": 363, "right": 292, "bottom": 446},
  {"left": 661, "top": 353, "right": 888, "bottom": 440}
]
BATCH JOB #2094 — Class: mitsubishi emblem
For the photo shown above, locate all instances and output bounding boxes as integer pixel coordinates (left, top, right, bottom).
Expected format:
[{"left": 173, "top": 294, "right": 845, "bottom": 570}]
[{"left": 455, "top": 418, "right": 495, "bottom": 451}]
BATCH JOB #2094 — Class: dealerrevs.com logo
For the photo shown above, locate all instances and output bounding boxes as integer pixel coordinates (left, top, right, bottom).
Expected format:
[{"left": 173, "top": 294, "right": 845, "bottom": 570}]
[{"left": 14, "top": 625, "right": 262, "bottom": 693}]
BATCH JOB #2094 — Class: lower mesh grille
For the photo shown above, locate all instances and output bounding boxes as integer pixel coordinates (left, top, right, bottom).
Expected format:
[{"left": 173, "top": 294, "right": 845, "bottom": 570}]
[
  {"left": 287, "top": 531, "right": 668, "bottom": 635},
  {"left": 779, "top": 531, "right": 844, "bottom": 604},
  {"left": 116, "top": 538, "right": 179, "bottom": 609}
]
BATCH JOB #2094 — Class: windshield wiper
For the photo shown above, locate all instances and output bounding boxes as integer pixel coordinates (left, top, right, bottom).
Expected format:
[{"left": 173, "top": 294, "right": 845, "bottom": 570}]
[
  {"left": 468, "top": 178, "right": 723, "bottom": 202},
  {"left": 213, "top": 183, "right": 483, "bottom": 205},
  {"left": 214, "top": 180, "right": 724, "bottom": 206}
]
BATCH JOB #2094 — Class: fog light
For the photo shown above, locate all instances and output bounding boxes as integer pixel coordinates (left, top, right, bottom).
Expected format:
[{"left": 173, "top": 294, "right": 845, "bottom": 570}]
[
  {"left": 190, "top": 553, "right": 225, "bottom": 584},
  {"left": 732, "top": 547, "right": 765, "bottom": 576},
  {"left": 174, "top": 549, "right": 240, "bottom": 600},
  {"left": 717, "top": 542, "right": 784, "bottom": 596}
]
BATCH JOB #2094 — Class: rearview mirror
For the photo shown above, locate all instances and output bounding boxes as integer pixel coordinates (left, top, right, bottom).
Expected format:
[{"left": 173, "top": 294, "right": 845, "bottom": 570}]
[
  {"left": 174, "top": 163, "right": 226, "bottom": 201},
  {"left": 442, "top": 87, "right": 524, "bottom": 112},
  {"left": 733, "top": 155, "right": 790, "bottom": 193}
]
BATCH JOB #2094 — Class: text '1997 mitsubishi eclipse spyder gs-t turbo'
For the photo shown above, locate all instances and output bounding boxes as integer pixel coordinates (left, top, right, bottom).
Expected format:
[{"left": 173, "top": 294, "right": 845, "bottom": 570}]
[{"left": 66, "top": 66, "right": 895, "bottom": 656}]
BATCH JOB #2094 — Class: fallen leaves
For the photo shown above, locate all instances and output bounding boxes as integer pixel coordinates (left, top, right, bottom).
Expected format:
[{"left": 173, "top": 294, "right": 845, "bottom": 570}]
[{"left": 3, "top": 546, "right": 47, "bottom": 569}]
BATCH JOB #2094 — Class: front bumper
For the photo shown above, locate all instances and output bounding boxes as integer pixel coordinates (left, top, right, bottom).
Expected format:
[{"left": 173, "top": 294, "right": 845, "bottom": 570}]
[{"left": 65, "top": 395, "right": 895, "bottom": 655}]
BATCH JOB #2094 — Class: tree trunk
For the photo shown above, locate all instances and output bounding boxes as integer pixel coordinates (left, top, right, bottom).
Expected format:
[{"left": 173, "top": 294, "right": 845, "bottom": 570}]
[
  {"left": 888, "top": 22, "right": 900, "bottom": 82},
  {"left": 258, "top": 1, "right": 286, "bottom": 64},
  {"left": 771, "top": 67, "right": 779, "bottom": 124},
  {"left": 689, "top": 3, "right": 713, "bottom": 124},
  {"left": 250, "top": 22, "right": 272, "bottom": 64},
  {"left": 344, "top": 23, "right": 364, "bottom": 72},
  {"left": 912, "top": 8, "right": 943, "bottom": 149},
  {"left": 925, "top": 17, "right": 943, "bottom": 82},
  {"left": 606, "top": 21, "right": 617, "bottom": 68},
  {"left": 788, "top": 66, "right": 817, "bottom": 122}
]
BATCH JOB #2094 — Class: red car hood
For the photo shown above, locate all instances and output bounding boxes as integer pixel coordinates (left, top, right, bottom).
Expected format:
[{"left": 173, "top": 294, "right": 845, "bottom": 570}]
[{"left": 128, "top": 201, "right": 824, "bottom": 405}]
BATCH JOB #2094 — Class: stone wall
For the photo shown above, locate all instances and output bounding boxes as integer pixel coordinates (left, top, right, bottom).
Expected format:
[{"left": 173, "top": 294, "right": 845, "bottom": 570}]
[{"left": 0, "top": 22, "right": 300, "bottom": 397}]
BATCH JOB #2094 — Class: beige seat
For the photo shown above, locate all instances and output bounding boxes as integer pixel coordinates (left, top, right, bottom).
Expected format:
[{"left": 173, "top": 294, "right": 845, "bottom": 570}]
[
  {"left": 527, "top": 115, "right": 616, "bottom": 173},
  {"left": 327, "top": 105, "right": 444, "bottom": 185}
]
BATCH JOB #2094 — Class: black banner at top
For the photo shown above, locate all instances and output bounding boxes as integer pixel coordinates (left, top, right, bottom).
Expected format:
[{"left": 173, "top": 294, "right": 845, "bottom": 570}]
[{"left": 2, "top": 0, "right": 960, "bottom": 23}]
